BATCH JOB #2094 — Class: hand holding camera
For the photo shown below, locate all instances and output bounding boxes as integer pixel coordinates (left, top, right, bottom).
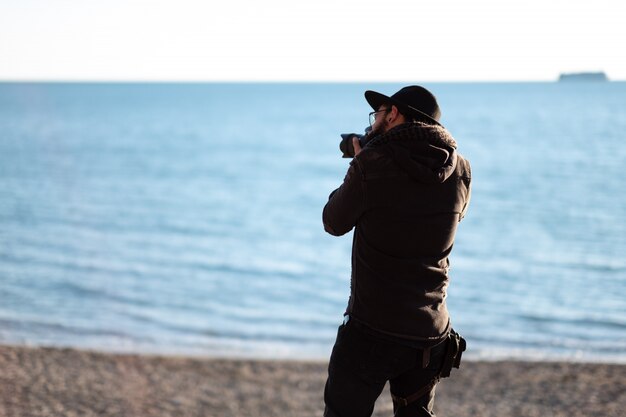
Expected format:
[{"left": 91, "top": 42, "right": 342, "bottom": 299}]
[{"left": 339, "top": 126, "right": 372, "bottom": 158}]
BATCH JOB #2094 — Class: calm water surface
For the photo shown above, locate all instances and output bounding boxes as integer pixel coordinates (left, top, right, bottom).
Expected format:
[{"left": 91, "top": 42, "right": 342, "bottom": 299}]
[{"left": 1, "top": 82, "right": 625, "bottom": 362}]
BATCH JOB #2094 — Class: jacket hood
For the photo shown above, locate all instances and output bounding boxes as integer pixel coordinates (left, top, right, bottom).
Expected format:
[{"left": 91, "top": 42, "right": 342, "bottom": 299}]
[{"left": 366, "top": 123, "right": 458, "bottom": 183}]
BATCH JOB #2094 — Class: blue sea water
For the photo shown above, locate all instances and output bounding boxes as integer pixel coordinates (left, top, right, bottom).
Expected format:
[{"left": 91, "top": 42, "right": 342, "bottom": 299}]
[{"left": 0, "top": 82, "right": 625, "bottom": 362}]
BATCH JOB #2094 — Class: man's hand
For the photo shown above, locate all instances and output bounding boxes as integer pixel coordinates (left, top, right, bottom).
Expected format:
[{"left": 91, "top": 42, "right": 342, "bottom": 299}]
[{"left": 352, "top": 137, "right": 362, "bottom": 157}]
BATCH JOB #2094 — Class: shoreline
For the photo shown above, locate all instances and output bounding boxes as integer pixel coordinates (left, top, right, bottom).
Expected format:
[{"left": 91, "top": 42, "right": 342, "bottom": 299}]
[
  {"left": 3, "top": 341, "right": 624, "bottom": 365},
  {"left": 1, "top": 344, "right": 624, "bottom": 417}
]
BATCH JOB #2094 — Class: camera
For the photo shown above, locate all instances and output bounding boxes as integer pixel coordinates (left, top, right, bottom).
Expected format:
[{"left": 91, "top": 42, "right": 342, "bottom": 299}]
[{"left": 339, "top": 126, "right": 372, "bottom": 158}]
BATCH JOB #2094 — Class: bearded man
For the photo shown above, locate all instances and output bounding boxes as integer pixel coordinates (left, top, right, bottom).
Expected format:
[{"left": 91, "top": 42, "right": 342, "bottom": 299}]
[{"left": 322, "top": 86, "right": 471, "bottom": 417}]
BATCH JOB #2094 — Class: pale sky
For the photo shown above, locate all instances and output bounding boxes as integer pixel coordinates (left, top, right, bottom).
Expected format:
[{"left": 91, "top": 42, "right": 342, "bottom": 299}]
[{"left": 1, "top": 0, "right": 624, "bottom": 82}]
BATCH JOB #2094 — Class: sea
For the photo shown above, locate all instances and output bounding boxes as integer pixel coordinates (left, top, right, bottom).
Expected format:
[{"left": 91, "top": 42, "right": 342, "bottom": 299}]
[{"left": 1, "top": 82, "right": 625, "bottom": 363}]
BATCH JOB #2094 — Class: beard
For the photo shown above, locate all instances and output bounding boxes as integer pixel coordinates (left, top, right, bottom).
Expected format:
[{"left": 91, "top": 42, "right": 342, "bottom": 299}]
[{"left": 370, "top": 117, "right": 390, "bottom": 138}]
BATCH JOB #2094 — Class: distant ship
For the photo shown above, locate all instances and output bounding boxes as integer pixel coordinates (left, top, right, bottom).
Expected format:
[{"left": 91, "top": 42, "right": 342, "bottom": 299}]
[{"left": 558, "top": 72, "right": 609, "bottom": 82}]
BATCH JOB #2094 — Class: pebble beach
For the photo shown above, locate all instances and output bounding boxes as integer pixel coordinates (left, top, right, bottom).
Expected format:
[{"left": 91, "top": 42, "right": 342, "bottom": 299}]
[{"left": 1, "top": 344, "right": 624, "bottom": 417}]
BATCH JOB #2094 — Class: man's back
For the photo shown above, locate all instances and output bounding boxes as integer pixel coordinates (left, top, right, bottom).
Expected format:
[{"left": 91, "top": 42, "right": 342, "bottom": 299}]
[{"left": 323, "top": 122, "right": 471, "bottom": 340}]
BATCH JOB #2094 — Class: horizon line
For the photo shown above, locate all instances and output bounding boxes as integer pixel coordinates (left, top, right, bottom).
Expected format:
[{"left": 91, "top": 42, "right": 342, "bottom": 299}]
[{"left": 1, "top": 78, "right": 623, "bottom": 84}]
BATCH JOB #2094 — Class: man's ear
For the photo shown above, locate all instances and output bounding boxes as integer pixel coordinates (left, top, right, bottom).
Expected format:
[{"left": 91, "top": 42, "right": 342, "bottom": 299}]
[
  {"left": 390, "top": 105, "right": 401, "bottom": 122},
  {"left": 387, "top": 105, "right": 395, "bottom": 121}
]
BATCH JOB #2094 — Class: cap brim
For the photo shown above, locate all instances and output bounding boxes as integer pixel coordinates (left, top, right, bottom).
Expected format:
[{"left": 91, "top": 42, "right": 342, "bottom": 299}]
[
  {"left": 364, "top": 90, "right": 442, "bottom": 126},
  {"left": 364, "top": 90, "right": 390, "bottom": 111}
]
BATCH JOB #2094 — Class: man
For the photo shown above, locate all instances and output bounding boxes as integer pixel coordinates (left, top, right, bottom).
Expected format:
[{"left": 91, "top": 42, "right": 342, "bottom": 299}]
[{"left": 322, "top": 86, "right": 471, "bottom": 417}]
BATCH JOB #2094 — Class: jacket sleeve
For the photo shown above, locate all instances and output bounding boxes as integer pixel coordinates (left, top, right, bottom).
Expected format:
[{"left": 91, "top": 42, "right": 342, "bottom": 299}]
[{"left": 322, "top": 159, "right": 366, "bottom": 236}]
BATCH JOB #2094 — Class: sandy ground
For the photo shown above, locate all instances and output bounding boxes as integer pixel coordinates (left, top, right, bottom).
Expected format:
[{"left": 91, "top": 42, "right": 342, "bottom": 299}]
[{"left": 0, "top": 344, "right": 624, "bottom": 417}]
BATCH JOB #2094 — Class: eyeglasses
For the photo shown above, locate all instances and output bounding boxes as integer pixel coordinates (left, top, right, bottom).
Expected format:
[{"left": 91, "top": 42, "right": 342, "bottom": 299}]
[{"left": 369, "top": 108, "right": 390, "bottom": 126}]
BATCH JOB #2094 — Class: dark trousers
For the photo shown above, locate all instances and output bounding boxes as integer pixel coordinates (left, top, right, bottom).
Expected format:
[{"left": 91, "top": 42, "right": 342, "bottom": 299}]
[{"left": 323, "top": 319, "right": 447, "bottom": 417}]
